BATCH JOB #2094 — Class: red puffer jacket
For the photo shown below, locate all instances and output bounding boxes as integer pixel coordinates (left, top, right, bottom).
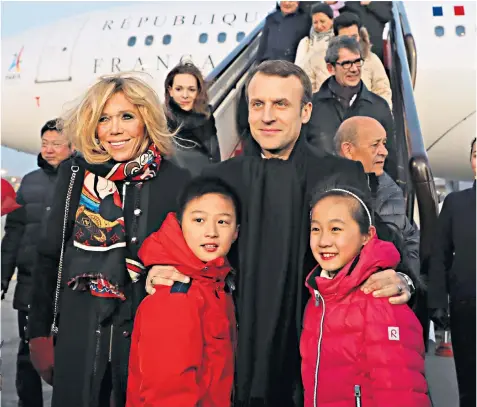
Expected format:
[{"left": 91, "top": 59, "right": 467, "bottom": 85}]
[
  {"left": 301, "top": 237, "right": 430, "bottom": 407},
  {"left": 126, "top": 212, "right": 236, "bottom": 407}
]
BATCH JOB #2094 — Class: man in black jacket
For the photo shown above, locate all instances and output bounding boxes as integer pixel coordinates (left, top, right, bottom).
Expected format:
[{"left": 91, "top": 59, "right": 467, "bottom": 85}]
[
  {"left": 341, "top": 1, "right": 392, "bottom": 63},
  {"left": 1, "top": 119, "right": 72, "bottom": 407},
  {"left": 256, "top": 1, "right": 311, "bottom": 63},
  {"left": 428, "top": 138, "right": 476, "bottom": 407},
  {"left": 146, "top": 60, "right": 414, "bottom": 407},
  {"left": 307, "top": 35, "right": 397, "bottom": 180}
]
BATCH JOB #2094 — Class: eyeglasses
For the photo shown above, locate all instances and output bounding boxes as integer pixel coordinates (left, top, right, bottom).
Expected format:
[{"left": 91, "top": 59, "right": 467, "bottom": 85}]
[{"left": 334, "top": 58, "right": 364, "bottom": 70}]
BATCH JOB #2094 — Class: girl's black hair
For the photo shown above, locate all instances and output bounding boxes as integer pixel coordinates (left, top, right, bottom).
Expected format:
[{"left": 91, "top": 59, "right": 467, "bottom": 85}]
[{"left": 310, "top": 185, "right": 373, "bottom": 235}]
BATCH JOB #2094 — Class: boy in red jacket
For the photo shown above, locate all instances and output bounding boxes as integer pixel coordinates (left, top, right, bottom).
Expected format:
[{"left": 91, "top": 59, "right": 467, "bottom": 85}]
[
  {"left": 127, "top": 176, "right": 240, "bottom": 407},
  {"left": 301, "top": 187, "right": 430, "bottom": 407}
]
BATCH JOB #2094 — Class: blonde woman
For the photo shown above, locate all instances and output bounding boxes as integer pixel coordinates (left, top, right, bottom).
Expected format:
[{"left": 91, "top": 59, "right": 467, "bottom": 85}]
[{"left": 27, "top": 73, "right": 190, "bottom": 407}]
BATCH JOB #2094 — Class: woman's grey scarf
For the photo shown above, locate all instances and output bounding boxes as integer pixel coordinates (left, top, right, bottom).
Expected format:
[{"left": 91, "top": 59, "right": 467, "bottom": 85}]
[{"left": 309, "top": 27, "right": 334, "bottom": 47}]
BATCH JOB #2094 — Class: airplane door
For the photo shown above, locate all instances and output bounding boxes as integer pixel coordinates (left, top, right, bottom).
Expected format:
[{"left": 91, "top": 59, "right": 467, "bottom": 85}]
[{"left": 35, "top": 16, "right": 88, "bottom": 83}]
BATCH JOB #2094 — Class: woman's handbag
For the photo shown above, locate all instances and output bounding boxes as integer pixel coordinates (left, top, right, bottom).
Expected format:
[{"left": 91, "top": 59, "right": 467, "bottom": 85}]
[{"left": 29, "top": 164, "right": 79, "bottom": 385}]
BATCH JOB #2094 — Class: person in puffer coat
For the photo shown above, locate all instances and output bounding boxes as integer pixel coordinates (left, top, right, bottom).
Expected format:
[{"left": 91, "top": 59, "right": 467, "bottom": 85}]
[
  {"left": 374, "top": 171, "right": 420, "bottom": 276},
  {"left": 301, "top": 186, "right": 429, "bottom": 407},
  {"left": 127, "top": 176, "right": 239, "bottom": 407}
]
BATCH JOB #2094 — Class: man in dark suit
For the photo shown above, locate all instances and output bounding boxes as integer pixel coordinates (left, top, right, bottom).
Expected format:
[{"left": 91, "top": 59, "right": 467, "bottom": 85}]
[
  {"left": 256, "top": 1, "right": 311, "bottom": 63},
  {"left": 428, "top": 138, "right": 476, "bottom": 407}
]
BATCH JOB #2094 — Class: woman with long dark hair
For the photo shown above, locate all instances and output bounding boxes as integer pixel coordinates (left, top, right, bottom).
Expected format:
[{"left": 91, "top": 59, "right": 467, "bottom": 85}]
[{"left": 164, "top": 62, "right": 220, "bottom": 175}]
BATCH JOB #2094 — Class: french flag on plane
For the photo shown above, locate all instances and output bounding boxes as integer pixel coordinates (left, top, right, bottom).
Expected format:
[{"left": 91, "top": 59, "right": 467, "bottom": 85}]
[{"left": 432, "top": 5, "right": 465, "bottom": 16}]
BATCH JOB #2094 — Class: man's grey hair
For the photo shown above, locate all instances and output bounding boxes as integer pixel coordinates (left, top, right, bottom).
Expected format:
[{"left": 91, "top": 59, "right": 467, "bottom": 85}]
[
  {"left": 245, "top": 60, "right": 313, "bottom": 107},
  {"left": 325, "top": 36, "right": 362, "bottom": 65}
]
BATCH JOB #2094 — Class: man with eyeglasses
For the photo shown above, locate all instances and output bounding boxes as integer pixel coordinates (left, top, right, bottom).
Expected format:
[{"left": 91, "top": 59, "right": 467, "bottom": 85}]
[
  {"left": 306, "top": 35, "right": 397, "bottom": 181},
  {"left": 1, "top": 118, "right": 72, "bottom": 407}
]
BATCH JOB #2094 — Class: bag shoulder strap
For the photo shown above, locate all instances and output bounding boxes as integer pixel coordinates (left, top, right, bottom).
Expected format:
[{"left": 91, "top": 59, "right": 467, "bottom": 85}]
[{"left": 51, "top": 164, "right": 79, "bottom": 336}]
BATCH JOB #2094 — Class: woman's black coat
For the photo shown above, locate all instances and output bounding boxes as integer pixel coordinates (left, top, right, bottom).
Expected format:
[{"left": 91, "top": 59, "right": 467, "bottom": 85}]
[
  {"left": 28, "top": 156, "right": 190, "bottom": 407},
  {"left": 167, "top": 100, "right": 221, "bottom": 176}
]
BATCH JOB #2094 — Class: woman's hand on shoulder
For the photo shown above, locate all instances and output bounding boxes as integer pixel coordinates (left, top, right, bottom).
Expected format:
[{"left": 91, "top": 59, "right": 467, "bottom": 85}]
[
  {"left": 360, "top": 269, "right": 411, "bottom": 305},
  {"left": 146, "top": 265, "right": 190, "bottom": 295}
]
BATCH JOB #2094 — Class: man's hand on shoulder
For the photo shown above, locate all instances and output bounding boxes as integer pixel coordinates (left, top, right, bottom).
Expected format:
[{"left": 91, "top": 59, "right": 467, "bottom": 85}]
[
  {"left": 145, "top": 265, "right": 190, "bottom": 295},
  {"left": 361, "top": 269, "right": 411, "bottom": 305}
]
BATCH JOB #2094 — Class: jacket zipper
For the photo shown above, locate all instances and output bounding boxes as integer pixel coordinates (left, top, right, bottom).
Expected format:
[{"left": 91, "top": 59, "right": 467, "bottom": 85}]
[
  {"left": 313, "top": 289, "right": 325, "bottom": 407},
  {"left": 109, "top": 325, "right": 113, "bottom": 362},
  {"left": 92, "top": 324, "right": 101, "bottom": 379}
]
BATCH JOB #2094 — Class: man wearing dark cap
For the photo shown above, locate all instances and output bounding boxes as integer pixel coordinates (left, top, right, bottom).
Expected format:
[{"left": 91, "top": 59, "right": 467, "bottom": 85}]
[{"left": 1, "top": 119, "right": 72, "bottom": 407}]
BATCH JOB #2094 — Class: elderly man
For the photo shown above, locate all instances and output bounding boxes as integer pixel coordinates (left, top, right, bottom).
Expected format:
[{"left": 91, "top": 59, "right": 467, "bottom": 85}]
[
  {"left": 307, "top": 35, "right": 397, "bottom": 180},
  {"left": 335, "top": 116, "right": 420, "bottom": 277},
  {"left": 146, "top": 61, "right": 414, "bottom": 407},
  {"left": 1, "top": 119, "right": 73, "bottom": 407}
]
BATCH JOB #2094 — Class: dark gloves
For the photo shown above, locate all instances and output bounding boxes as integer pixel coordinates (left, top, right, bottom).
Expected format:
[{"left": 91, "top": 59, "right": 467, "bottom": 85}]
[
  {"left": 29, "top": 336, "right": 54, "bottom": 385},
  {"left": 430, "top": 308, "right": 450, "bottom": 331},
  {"left": 1, "top": 280, "right": 9, "bottom": 300}
]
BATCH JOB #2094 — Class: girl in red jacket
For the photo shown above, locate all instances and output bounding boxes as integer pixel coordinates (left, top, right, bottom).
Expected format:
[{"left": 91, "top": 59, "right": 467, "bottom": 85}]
[
  {"left": 301, "top": 187, "right": 430, "bottom": 407},
  {"left": 126, "top": 176, "right": 240, "bottom": 407}
]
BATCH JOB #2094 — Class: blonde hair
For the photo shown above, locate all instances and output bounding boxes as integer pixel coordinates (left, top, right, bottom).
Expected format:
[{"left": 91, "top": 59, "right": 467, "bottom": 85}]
[{"left": 63, "top": 72, "right": 172, "bottom": 164}]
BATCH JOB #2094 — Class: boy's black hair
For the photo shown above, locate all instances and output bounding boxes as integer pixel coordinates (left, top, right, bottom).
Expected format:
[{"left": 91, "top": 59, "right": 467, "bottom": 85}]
[
  {"left": 40, "top": 118, "right": 63, "bottom": 137},
  {"left": 333, "top": 12, "right": 362, "bottom": 36},
  {"left": 471, "top": 137, "right": 476, "bottom": 159},
  {"left": 177, "top": 176, "right": 241, "bottom": 224},
  {"left": 310, "top": 184, "right": 373, "bottom": 235}
]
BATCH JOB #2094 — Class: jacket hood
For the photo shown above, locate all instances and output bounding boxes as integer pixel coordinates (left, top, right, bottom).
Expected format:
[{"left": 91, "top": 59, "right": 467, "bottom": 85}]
[
  {"left": 37, "top": 153, "right": 59, "bottom": 174},
  {"left": 138, "top": 212, "right": 231, "bottom": 281},
  {"left": 306, "top": 236, "right": 400, "bottom": 301},
  {"left": 360, "top": 26, "right": 372, "bottom": 59}
]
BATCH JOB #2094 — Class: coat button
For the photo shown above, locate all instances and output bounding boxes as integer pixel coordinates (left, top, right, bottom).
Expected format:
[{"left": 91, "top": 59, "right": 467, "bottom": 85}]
[
  {"left": 134, "top": 209, "right": 142, "bottom": 216},
  {"left": 122, "top": 331, "right": 131, "bottom": 338},
  {"left": 46, "top": 206, "right": 51, "bottom": 211},
  {"left": 131, "top": 237, "right": 138, "bottom": 244},
  {"left": 203, "top": 266, "right": 208, "bottom": 271}
]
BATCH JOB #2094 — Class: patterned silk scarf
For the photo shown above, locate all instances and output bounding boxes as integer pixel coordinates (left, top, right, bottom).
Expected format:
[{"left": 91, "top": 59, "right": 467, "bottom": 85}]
[{"left": 69, "top": 143, "right": 162, "bottom": 303}]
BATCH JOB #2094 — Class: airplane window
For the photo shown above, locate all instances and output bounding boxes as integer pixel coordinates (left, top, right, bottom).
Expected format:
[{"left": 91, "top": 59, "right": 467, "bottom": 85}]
[
  {"left": 236, "top": 32, "right": 246, "bottom": 42},
  {"left": 434, "top": 26, "right": 445, "bottom": 37},
  {"left": 456, "top": 25, "right": 466, "bottom": 37},
  {"left": 218, "top": 32, "right": 227, "bottom": 43},
  {"left": 128, "top": 36, "right": 137, "bottom": 47},
  {"left": 163, "top": 34, "right": 171, "bottom": 45},
  {"left": 199, "top": 33, "right": 208, "bottom": 44},
  {"left": 145, "top": 35, "right": 154, "bottom": 46}
]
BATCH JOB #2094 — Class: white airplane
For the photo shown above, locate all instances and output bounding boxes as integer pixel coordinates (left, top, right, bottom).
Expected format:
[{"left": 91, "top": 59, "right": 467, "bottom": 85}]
[
  {"left": 405, "top": 1, "right": 476, "bottom": 182},
  {"left": 1, "top": 1, "right": 275, "bottom": 155},
  {"left": 1, "top": 1, "right": 476, "bottom": 181}
]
